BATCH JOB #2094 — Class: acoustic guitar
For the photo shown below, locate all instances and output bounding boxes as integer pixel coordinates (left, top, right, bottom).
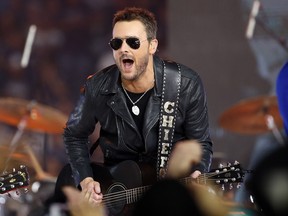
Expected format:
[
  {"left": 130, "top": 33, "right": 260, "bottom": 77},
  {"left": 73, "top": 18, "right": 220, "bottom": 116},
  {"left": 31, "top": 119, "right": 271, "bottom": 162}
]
[{"left": 55, "top": 160, "right": 245, "bottom": 215}]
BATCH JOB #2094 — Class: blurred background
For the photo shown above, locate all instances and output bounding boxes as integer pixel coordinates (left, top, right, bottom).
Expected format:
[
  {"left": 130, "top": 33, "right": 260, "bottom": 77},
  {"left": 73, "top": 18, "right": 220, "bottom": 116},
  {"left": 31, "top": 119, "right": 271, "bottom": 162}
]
[{"left": 0, "top": 0, "right": 287, "bottom": 199}]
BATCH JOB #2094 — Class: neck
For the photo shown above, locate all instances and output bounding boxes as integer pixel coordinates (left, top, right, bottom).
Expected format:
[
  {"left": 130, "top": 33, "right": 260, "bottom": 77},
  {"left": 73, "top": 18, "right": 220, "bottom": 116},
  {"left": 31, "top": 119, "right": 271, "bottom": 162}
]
[{"left": 122, "top": 70, "right": 154, "bottom": 93}]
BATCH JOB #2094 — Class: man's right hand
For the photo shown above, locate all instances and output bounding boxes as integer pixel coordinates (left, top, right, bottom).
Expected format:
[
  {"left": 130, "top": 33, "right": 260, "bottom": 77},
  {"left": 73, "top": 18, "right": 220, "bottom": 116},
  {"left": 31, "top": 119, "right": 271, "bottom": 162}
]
[{"left": 80, "top": 177, "right": 103, "bottom": 205}]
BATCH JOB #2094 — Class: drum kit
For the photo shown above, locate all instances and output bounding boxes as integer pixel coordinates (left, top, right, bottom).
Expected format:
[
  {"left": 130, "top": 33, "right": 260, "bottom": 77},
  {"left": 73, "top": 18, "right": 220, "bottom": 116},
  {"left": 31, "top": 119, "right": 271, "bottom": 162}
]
[
  {"left": 0, "top": 97, "right": 68, "bottom": 216},
  {"left": 219, "top": 94, "right": 285, "bottom": 215}
]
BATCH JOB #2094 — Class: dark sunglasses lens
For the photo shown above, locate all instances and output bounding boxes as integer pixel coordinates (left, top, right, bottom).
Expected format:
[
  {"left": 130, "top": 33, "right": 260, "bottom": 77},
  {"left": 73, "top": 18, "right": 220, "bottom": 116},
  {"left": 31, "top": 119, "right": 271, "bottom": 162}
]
[
  {"left": 126, "top": 38, "right": 140, "bottom": 49},
  {"left": 110, "top": 38, "right": 123, "bottom": 50}
]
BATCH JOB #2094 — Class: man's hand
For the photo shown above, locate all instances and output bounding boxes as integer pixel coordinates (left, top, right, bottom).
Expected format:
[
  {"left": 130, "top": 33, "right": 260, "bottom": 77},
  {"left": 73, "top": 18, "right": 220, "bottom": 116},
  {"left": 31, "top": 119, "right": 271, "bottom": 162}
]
[{"left": 80, "top": 177, "right": 103, "bottom": 205}]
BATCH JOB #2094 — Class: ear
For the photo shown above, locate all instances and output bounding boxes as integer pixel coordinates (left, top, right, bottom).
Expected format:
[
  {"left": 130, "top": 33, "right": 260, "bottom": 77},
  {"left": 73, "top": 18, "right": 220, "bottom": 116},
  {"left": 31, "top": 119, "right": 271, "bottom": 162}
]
[{"left": 149, "top": 39, "right": 158, "bottom": 54}]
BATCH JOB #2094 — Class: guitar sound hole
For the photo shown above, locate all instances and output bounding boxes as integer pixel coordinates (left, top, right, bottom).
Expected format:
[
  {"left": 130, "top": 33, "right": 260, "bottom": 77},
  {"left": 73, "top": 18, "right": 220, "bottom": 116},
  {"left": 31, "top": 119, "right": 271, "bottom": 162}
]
[{"left": 105, "top": 182, "right": 127, "bottom": 215}]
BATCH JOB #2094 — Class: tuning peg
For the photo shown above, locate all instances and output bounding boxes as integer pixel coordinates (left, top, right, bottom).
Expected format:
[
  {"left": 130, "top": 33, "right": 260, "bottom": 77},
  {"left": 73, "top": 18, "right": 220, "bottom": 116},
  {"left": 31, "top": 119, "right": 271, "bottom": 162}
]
[
  {"left": 219, "top": 163, "right": 224, "bottom": 168},
  {"left": 236, "top": 183, "right": 242, "bottom": 188},
  {"left": 221, "top": 184, "right": 225, "bottom": 190},
  {"left": 234, "top": 161, "right": 239, "bottom": 165},
  {"left": 229, "top": 183, "right": 233, "bottom": 190},
  {"left": 227, "top": 162, "right": 231, "bottom": 167},
  {"left": 23, "top": 188, "right": 29, "bottom": 193},
  {"left": 19, "top": 165, "right": 26, "bottom": 169}
]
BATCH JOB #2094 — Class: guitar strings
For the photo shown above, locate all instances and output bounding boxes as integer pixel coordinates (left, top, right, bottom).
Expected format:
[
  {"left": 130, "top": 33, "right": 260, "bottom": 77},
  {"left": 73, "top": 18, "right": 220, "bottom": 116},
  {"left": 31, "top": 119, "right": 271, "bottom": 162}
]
[
  {"left": 102, "top": 169, "right": 240, "bottom": 208},
  {"left": 181, "top": 169, "right": 241, "bottom": 185},
  {"left": 103, "top": 185, "right": 150, "bottom": 206}
]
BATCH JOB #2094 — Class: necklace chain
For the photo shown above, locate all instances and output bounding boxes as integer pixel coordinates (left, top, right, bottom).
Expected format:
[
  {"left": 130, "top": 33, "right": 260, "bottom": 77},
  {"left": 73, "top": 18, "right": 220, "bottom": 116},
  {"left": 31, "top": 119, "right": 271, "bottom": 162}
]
[{"left": 121, "top": 83, "right": 150, "bottom": 105}]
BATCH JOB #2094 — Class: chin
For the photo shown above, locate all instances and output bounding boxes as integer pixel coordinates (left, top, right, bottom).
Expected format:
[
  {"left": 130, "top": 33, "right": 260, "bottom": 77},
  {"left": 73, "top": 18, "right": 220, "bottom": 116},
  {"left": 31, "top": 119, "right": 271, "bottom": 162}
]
[{"left": 121, "top": 71, "right": 137, "bottom": 81}]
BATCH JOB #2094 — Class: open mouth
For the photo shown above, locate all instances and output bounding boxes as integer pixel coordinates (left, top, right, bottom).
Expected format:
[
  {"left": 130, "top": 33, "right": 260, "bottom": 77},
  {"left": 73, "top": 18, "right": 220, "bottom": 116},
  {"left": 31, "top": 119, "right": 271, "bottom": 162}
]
[{"left": 122, "top": 58, "right": 134, "bottom": 69}]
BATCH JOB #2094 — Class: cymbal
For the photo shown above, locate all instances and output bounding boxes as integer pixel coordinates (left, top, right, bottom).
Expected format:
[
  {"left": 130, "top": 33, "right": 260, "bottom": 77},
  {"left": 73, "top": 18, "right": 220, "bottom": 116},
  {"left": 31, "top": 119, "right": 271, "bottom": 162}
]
[
  {"left": 0, "top": 97, "right": 67, "bottom": 134},
  {"left": 219, "top": 95, "right": 283, "bottom": 134}
]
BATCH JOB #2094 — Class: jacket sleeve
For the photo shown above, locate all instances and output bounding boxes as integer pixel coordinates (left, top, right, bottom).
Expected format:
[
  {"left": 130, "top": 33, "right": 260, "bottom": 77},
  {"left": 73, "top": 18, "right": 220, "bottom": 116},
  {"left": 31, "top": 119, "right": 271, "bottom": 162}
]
[
  {"left": 185, "top": 74, "right": 213, "bottom": 173},
  {"left": 63, "top": 85, "right": 97, "bottom": 185}
]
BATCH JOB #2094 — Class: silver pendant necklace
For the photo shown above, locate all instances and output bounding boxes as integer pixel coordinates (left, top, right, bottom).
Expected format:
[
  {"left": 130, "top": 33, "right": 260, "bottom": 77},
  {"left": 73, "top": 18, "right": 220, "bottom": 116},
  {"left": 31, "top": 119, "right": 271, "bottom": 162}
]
[{"left": 122, "top": 84, "right": 150, "bottom": 116}]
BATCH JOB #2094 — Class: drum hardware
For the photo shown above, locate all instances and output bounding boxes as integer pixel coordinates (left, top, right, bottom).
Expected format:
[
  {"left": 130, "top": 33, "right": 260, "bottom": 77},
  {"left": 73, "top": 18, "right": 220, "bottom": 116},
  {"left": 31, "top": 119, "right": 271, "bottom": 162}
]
[
  {"left": 0, "top": 97, "right": 64, "bottom": 215},
  {"left": 0, "top": 97, "right": 67, "bottom": 172}
]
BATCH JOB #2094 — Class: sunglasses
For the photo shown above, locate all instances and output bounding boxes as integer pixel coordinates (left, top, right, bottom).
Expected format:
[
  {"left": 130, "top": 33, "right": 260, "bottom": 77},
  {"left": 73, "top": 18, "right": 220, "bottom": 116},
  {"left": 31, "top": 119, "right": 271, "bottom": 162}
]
[{"left": 109, "top": 37, "right": 149, "bottom": 50}]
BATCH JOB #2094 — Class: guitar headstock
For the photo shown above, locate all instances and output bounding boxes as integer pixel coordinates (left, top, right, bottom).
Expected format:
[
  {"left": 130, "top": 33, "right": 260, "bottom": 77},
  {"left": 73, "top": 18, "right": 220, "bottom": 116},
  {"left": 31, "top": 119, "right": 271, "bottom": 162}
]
[
  {"left": 0, "top": 165, "right": 30, "bottom": 194},
  {"left": 208, "top": 161, "right": 245, "bottom": 186}
]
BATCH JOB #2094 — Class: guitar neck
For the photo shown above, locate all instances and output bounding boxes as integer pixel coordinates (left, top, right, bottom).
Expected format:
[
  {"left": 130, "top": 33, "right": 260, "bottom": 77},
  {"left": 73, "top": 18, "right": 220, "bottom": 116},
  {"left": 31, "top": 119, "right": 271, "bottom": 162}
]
[
  {"left": 128, "top": 164, "right": 244, "bottom": 200},
  {"left": 103, "top": 174, "right": 210, "bottom": 206},
  {"left": 180, "top": 173, "right": 209, "bottom": 185},
  {"left": 121, "top": 175, "right": 204, "bottom": 204},
  {"left": 126, "top": 185, "right": 151, "bottom": 204},
  {"left": 101, "top": 162, "right": 244, "bottom": 216}
]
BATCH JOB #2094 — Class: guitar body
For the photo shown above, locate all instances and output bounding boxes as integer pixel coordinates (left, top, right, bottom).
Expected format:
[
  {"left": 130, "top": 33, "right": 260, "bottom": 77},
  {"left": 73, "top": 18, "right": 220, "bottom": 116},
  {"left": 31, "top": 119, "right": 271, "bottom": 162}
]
[{"left": 54, "top": 160, "right": 156, "bottom": 216}]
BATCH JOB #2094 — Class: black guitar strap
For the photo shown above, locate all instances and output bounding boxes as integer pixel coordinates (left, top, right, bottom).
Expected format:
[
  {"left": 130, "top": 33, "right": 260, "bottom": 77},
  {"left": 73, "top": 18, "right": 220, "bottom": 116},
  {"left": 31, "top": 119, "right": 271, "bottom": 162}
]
[{"left": 157, "top": 60, "right": 181, "bottom": 179}]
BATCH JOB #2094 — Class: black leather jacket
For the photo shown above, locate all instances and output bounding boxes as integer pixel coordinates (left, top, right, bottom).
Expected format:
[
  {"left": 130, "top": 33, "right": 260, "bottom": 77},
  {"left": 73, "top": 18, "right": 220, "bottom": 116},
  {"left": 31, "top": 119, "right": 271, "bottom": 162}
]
[{"left": 64, "top": 56, "right": 213, "bottom": 184}]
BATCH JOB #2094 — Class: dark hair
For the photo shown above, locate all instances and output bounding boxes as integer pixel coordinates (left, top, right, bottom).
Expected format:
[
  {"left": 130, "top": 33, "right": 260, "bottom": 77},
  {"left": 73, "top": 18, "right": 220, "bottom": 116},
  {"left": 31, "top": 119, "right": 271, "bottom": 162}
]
[{"left": 112, "top": 7, "right": 157, "bottom": 40}]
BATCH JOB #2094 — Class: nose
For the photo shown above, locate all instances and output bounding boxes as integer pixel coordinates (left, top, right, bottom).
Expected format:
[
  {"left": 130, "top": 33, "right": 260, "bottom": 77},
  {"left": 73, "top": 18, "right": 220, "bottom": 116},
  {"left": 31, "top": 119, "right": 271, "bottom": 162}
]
[{"left": 119, "top": 39, "right": 130, "bottom": 52}]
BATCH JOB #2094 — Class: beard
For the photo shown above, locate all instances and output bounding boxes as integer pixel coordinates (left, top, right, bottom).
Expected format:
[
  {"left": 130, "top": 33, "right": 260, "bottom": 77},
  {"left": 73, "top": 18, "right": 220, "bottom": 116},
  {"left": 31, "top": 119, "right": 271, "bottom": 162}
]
[{"left": 117, "top": 54, "right": 149, "bottom": 81}]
